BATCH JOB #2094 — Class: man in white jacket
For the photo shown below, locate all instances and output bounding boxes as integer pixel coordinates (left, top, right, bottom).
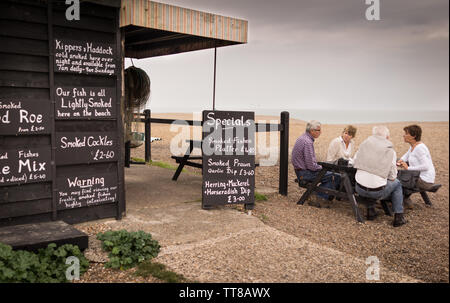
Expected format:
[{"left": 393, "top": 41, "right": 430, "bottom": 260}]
[{"left": 353, "top": 126, "right": 407, "bottom": 227}]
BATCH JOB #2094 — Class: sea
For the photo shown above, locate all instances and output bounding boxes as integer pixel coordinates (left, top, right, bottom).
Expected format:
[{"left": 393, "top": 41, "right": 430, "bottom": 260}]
[
  {"left": 149, "top": 107, "right": 449, "bottom": 125},
  {"left": 252, "top": 109, "right": 449, "bottom": 124}
]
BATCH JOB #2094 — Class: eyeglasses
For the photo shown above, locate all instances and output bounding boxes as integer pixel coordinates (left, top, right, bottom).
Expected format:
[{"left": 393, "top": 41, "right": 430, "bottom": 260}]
[{"left": 312, "top": 129, "right": 321, "bottom": 132}]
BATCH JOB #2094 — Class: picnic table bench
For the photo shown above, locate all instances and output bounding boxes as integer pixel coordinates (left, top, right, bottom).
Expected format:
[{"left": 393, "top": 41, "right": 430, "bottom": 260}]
[
  {"left": 398, "top": 169, "right": 442, "bottom": 206},
  {"left": 296, "top": 161, "right": 366, "bottom": 222},
  {"left": 171, "top": 139, "right": 260, "bottom": 181},
  {"left": 295, "top": 161, "right": 442, "bottom": 223},
  {"left": 171, "top": 140, "right": 203, "bottom": 181}
]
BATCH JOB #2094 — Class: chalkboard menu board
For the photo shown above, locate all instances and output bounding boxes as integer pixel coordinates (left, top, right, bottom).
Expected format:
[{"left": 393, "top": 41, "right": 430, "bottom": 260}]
[
  {"left": 0, "top": 99, "right": 51, "bottom": 135},
  {"left": 56, "top": 172, "right": 118, "bottom": 210},
  {"left": 202, "top": 111, "right": 255, "bottom": 208},
  {"left": 0, "top": 147, "right": 52, "bottom": 186},
  {"left": 1, "top": 0, "right": 124, "bottom": 226},
  {"left": 54, "top": 38, "right": 117, "bottom": 76},
  {"left": 55, "top": 86, "right": 116, "bottom": 119},
  {"left": 55, "top": 132, "right": 118, "bottom": 165}
]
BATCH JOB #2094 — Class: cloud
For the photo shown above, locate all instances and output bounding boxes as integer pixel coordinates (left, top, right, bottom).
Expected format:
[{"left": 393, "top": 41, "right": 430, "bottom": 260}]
[{"left": 136, "top": 0, "right": 449, "bottom": 113}]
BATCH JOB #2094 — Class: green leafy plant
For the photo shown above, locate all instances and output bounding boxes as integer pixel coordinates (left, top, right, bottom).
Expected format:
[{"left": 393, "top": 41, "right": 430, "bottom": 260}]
[
  {"left": 0, "top": 242, "right": 89, "bottom": 283},
  {"left": 97, "top": 230, "right": 160, "bottom": 270}
]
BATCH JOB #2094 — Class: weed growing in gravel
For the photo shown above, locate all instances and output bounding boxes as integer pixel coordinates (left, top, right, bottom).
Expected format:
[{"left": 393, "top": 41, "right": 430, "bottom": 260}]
[
  {"left": 260, "top": 214, "right": 269, "bottom": 223},
  {"left": 130, "top": 157, "right": 145, "bottom": 163},
  {"left": 149, "top": 160, "right": 186, "bottom": 171},
  {"left": 255, "top": 192, "right": 268, "bottom": 201},
  {"left": 184, "top": 198, "right": 202, "bottom": 203}
]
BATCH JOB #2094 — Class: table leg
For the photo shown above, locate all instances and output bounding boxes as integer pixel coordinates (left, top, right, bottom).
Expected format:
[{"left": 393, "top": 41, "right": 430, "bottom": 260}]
[
  {"left": 342, "top": 173, "right": 364, "bottom": 223},
  {"left": 297, "top": 169, "right": 326, "bottom": 205},
  {"left": 172, "top": 159, "right": 187, "bottom": 181},
  {"left": 420, "top": 191, "right": 432, "bottom": 206},
  {"left": 245, "top": 203, "right": 255, "bottom": 210},
  {"left": 172, "top": 145, "right": 194, "bottom": 181}
]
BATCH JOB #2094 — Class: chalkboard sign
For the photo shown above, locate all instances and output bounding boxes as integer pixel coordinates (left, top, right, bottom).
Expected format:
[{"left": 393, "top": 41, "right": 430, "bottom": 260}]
[
  {"left": 54, "top": 38, "right": 117, "bottom": 76},
  {"left": 202, "top": 110, "right": 255, "bottom": 208},
  {"left": 0, "top": 0, "right": 124, "bottom": 226},
  {"left": 56, "top": 172, "right": 118, "bottom": 210},
  {"left": 0, "top": 147, "right": 52, "bottom": 186},
  {"left": 0, "top": 99, "right": 51, "bottom": 135},
  {"left": 55, "top": 86, "right": 116, "bottom": 120},
  {"left": 55, "top": 132, "right": 118, "bottom": 165}
]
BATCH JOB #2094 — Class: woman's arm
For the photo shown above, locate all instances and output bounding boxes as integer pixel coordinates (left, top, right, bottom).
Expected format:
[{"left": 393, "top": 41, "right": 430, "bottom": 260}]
[
  {"left": 326, "top": 139, "right": 340, "bottom": 161},
  {"left": 407, "top": 147, "right": 431, "bottom": 172},
  {"left": 400, "top": 148, "right": 410, "bottom": 163},
  {"left": 397, "top": 148, "right": 410, "bottom": 168}
]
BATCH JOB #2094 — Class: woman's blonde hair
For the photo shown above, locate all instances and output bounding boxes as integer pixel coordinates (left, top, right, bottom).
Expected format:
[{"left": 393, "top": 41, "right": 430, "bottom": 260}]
[{"left": 344, "top": 125, "right": 357, "bottom": 137}]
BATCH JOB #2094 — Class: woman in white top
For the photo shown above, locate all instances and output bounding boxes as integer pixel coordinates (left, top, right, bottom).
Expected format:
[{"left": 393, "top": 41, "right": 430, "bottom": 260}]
[
  {"left": 326, "top": 125, "right": 357, "bottom": 162},
  {"left": 397, "top": 125, "right": 436, "bottom": 207}
]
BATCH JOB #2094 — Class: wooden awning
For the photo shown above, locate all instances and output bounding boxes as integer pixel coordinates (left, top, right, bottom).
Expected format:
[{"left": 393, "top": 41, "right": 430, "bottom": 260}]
[{"left": 120, "top": 0, "right": 248, "bottom": 58}]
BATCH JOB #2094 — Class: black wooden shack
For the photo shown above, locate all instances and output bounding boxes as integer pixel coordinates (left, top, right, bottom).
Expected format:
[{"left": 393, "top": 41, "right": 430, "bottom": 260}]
[{"left": 0, "top": 0, "right": 248, "bottom": 227}]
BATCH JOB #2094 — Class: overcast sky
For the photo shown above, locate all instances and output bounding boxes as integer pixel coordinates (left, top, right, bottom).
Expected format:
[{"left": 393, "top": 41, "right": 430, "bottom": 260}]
[{"left": 128, "top": 0, "right": 449, "bottom": 115}]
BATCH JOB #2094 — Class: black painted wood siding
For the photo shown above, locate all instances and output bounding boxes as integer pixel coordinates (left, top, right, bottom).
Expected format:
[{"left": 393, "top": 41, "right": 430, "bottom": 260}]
[{"left": 0, "top": 0, "right": 124, "bottom": 226}]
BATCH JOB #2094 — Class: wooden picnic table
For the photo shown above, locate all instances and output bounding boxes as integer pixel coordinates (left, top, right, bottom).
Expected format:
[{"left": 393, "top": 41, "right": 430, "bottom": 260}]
[
  {"left": 171, "top": 140, "right": 203, "bottom": 181},
  {"left": 171, "top": 139, "right": 260, "bottom": 181},
  {"left": 296, "top": 161, "right": 441, "bottom": 223},
  {"left": 296, "top": 161, "right": 366, "bottom": 222}
]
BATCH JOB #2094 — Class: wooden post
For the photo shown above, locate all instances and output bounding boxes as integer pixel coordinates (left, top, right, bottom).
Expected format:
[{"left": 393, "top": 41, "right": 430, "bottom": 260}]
[
  {"left": 116, "top": 10, "right": 125, "bottom": 220},
  {"left": 279, "top": 111, "right": 289, "bottom": 196},
  {"left": 47, "top": 1, "right": 57, "bottom": 221},
  {"left": 125, "top": 141, "right": 130, "bottom": 168},
  {"left": 144, "top": 109, "right": 151, "bottom": 163},
  {"left": 213, "top": 47, "right": 217, "bottom": 110}
]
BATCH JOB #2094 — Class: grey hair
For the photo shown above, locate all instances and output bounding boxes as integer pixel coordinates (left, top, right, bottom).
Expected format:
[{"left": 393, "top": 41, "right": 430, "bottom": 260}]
[
  {"left": 372, "top": 125, "right": 390, "bottom": 138},
  {"left": 306, "top": 120, "right": 321, "bottom": 132}
]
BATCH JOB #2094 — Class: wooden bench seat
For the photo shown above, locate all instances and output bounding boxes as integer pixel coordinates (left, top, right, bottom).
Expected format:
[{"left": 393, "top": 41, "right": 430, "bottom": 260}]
[
  {"left": 295, "top": 178, "right": 393, "bottom": 217},
  {"left": 171, "top": 155, "right": 202, "bottom": 169},
  {"left": 294, "top": 178, "right": 311, "bottom": 188},
  {"left": 403, "top": 183, "right": 442, "bottom": 206}
]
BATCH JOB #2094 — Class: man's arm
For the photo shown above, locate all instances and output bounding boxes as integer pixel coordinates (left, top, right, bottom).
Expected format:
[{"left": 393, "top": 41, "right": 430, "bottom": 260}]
[
  {"left": 304, "top": 142, "right": 322, "bottom": 171},
  {"left": 388, "top": 151, "right": 398, "bottom": 180}
]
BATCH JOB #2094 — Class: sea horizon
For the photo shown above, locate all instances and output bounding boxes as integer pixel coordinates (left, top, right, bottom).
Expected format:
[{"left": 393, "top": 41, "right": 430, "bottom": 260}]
[{"left": 147, "top": 107, "right": 449, "bottom": 125}]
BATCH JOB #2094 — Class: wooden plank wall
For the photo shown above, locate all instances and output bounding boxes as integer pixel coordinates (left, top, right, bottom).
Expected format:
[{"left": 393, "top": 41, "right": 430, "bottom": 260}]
[{"left": 0, "top": 0, "right": 124, "bottom": 226}]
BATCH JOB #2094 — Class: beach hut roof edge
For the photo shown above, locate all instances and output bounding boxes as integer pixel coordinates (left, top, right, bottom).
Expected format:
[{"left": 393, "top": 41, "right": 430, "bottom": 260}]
[{"left": 120, "top": 0, "right": 248, "bottom": 59}]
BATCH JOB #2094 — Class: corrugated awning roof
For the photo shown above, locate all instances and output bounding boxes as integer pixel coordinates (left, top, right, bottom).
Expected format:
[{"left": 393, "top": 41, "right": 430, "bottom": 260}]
[{"left": 120, "top": 0, "right": 248, "bottom": 58}]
